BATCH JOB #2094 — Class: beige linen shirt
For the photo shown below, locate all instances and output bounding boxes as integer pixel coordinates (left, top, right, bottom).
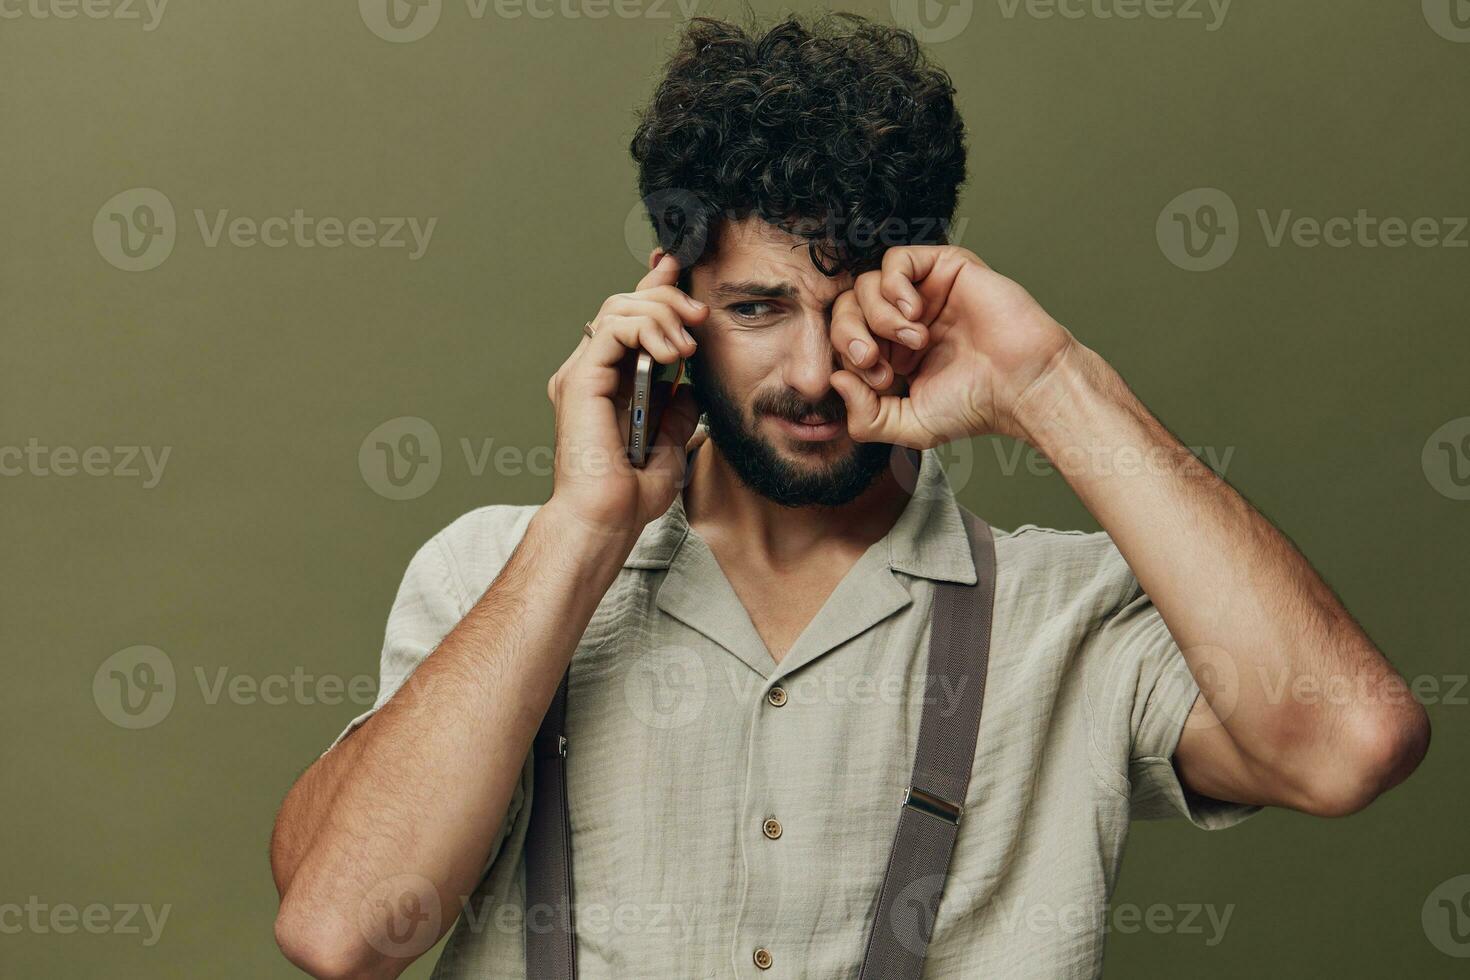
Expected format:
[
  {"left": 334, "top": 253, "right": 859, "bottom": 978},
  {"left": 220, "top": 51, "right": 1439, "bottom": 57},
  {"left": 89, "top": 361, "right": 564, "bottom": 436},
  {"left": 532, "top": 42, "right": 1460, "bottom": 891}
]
[{"left": 334, "top": 451, "right": 1256, "bottom": 979}]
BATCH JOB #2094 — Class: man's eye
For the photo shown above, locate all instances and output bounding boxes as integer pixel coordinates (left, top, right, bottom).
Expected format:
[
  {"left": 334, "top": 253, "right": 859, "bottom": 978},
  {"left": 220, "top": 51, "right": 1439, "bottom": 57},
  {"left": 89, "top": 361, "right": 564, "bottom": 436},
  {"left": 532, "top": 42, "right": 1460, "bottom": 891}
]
[{"left": 729, "top": 302, "right": 776, "bottom": 321}]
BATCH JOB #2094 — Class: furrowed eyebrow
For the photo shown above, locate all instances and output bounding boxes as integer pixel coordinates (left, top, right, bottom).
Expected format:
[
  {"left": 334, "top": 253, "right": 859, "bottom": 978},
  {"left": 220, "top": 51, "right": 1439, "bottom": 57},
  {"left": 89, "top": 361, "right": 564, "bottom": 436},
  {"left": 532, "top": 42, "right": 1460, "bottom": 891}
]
[{"left": 708, "top": 280, "right": 798, "bottom": 301}]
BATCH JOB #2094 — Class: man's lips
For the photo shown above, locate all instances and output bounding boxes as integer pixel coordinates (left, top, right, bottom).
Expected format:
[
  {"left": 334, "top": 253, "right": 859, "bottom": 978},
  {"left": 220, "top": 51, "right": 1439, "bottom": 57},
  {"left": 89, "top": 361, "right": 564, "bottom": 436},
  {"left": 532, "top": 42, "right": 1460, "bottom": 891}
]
[{"left": 769, "top": 414, "right": 845, "bottom": 442}]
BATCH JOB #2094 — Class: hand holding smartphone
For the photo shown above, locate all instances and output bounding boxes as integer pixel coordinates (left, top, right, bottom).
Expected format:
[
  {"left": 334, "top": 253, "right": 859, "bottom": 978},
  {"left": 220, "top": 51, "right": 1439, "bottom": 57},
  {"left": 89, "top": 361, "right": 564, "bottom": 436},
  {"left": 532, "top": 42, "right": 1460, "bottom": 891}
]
[{"left": 626, "top": 352, "right": 690, "bottom": 467}]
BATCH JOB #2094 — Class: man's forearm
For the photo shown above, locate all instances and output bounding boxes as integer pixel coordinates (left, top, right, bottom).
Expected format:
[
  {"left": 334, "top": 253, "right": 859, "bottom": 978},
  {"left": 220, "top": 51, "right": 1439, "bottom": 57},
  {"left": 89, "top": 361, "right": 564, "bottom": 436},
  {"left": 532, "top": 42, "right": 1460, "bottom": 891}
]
[
  {"left": 1013, "top": 342, "right": 1429, "bottom": 814},
  {"left": 271, "top": 502, "right": 635, "bottom": 978}
]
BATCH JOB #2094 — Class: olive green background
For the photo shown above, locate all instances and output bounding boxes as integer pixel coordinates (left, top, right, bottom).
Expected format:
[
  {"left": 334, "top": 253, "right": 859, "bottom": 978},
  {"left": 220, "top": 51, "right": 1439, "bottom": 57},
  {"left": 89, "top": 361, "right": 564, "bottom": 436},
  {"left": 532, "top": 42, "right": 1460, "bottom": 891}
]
[{"left": 3, "top": 0, "right": 1468, "bottom": 975}]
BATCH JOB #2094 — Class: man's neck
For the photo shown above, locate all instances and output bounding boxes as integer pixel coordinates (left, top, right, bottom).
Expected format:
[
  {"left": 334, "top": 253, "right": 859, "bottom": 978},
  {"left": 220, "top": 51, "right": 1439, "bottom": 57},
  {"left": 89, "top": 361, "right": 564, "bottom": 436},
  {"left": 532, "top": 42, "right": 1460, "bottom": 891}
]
[{"left": 682, "top": 441, "right": 912, "bottom": 566}]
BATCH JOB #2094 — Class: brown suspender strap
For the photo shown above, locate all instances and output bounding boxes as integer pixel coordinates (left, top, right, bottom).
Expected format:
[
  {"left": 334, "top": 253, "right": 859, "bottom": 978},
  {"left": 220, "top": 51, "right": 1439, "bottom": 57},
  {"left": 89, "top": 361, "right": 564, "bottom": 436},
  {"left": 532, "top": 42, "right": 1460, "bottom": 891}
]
[
  {"left": 857, "top": 509, "right": 997, "bottom": 980},
  {"left": 524, "top": 508, "right": 996, "bottom": 980},
  {"left": 526, "top": 670, "right": 577, "bottom": 979}
]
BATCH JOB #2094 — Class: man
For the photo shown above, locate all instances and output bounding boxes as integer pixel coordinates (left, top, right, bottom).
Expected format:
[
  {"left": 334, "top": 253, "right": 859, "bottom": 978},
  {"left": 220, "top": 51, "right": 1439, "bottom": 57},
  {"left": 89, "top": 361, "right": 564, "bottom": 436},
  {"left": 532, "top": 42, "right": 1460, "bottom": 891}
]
[{"left": 270, "top": 15, "right": 1429, "bottom": 979}]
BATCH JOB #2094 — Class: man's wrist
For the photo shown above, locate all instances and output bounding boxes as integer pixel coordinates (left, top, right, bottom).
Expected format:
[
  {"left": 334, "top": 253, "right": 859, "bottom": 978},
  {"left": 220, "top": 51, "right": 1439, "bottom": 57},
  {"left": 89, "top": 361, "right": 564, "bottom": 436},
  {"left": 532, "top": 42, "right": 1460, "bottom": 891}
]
[
  {"left": 531, "top": 498, "right": 641, "bottom": 582},
  {"left": 1007, "top": 341, "right": 1213, "bottom": 497},
  {"left": 1008, "top": 342, "right": 1146, "bottom": 467}
]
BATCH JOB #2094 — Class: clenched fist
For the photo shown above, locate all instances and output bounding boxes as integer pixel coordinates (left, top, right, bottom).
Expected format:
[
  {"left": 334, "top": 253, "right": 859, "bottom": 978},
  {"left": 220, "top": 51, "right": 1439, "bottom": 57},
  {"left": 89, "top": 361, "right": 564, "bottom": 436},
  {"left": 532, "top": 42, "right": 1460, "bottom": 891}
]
[{"left": 828, "top": 245, "right": 1077, "bottom": 448}]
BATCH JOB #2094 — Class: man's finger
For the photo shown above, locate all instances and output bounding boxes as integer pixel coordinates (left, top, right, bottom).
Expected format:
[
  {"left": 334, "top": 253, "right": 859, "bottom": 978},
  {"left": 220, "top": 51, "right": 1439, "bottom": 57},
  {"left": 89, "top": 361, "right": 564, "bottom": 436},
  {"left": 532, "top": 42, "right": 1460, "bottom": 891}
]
[
  {"left": 637, "top": 251, "right": 681, "bottom": 292},
  {"left": 856, "top": 271, "right": 927, "bottom": 352},
  {"left": 830, "top": 291, "right": 893, "bottom": 387},
  {"left": 878, "top": 246, "right": 935, "bottom": 320},
  {"left": 652, "top": 385, "right": 700, "bottom": 454},
  {"left": 644, "top": 386, "right": 700, "bottom": 483},
  {"left": 831, "top": 370, "right": 936, "bottom": 448},
  {"left": 634, "top": 285, "right": 708, "bottom": 326}
]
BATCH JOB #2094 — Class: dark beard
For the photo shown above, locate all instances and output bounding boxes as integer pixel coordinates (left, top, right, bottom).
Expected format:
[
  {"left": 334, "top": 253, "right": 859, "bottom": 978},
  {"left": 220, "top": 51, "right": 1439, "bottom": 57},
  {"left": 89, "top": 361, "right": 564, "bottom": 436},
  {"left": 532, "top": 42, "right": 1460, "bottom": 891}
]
[{"left": 689, "top": 351, "right": 891, "bottom": 508}]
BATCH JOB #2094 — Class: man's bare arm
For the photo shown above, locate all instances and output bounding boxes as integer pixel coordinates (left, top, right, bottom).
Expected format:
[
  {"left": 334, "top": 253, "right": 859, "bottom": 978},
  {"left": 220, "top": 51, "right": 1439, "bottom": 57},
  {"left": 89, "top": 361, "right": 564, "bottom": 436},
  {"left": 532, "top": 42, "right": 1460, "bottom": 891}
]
[
  {"left": 269, "top": 252, "right": 704, "bottom": 979},
  {"left": 1014, "top": 343, "right": 1431, "bottom": 816},
  {"left": 831, "top": 245, "right": 1429, "bottom": 818},
  {"left": 270, "top": 505, "right": 634, "bottom": 979}
]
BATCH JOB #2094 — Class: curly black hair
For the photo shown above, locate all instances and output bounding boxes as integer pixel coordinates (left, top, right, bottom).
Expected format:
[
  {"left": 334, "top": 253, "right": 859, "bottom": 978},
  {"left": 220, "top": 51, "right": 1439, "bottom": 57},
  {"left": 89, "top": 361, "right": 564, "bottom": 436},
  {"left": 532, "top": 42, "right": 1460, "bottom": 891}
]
[{"left": 629, "top": 13, "right": 968, "bottom": 279}]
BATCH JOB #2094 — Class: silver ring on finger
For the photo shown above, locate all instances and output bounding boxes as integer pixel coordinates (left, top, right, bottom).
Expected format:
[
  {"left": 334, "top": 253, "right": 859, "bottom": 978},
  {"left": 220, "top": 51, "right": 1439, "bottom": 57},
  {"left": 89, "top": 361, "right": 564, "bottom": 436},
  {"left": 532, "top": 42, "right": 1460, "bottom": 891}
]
[{"left": 582, "top": 320, "right": 596, "bottom": 339}]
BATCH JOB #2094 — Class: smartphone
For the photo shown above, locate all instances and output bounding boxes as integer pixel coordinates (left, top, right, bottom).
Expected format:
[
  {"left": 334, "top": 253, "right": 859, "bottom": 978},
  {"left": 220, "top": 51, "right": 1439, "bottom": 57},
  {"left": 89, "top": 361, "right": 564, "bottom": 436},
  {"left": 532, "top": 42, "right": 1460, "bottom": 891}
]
[{"left": 626, "top": 352, "right": 689, "bottom": 467}]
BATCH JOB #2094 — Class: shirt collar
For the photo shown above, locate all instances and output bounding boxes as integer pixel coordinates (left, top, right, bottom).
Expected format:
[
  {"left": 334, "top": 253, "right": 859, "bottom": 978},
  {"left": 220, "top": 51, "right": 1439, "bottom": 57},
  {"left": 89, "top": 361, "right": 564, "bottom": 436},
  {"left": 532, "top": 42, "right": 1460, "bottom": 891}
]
[{"left": 622, "top": 447, "right": 978, "bottom": 586}]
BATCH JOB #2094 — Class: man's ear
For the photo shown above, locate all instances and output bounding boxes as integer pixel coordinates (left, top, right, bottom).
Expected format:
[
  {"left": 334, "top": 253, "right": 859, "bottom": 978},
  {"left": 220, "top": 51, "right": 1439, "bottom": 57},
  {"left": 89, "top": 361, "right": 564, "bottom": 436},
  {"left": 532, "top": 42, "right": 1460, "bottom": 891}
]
[{"left": 648, "top": 248, "right": 665, "bottom": 272}]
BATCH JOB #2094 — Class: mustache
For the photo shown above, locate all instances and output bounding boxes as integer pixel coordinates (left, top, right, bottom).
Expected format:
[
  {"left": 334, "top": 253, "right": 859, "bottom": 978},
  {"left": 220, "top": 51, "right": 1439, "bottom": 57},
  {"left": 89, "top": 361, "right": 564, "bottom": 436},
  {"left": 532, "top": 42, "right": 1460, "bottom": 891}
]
[{"left": 752, "top": 388, "right": 846, "bottom": 424}]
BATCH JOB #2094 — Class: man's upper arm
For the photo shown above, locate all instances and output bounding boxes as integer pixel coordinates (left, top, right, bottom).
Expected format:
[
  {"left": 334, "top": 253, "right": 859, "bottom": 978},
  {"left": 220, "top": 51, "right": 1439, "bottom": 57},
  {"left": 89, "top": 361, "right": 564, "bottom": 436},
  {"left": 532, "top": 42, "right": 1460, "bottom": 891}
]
[
  {"left": 325, "top": 530, "right": 468, "bottom": 752},
  {"left": 1081, "top": 540, "right": 1262, "bottom": 829},
  {"left": 325, "top": 504, "right": 540, "bottom": 752}
]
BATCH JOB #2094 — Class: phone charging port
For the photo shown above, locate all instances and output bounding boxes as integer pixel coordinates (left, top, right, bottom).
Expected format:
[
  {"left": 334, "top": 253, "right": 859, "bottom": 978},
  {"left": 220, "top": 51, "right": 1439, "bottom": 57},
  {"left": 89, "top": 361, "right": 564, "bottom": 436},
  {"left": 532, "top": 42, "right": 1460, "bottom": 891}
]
[{"left": 633, "top": 407, "right": 645, "bottom": 425}]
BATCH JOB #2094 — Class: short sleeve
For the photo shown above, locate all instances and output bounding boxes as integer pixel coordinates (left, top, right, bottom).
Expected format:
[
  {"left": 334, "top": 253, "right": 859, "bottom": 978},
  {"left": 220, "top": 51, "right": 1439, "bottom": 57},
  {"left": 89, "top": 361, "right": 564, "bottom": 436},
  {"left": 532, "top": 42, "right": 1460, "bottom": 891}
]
[
  {"left": 325, "top": 531, "right": 469, "bottom": 752},
  {"left": 1087, "top": 570, "right": 1260, "bottom": 830}
]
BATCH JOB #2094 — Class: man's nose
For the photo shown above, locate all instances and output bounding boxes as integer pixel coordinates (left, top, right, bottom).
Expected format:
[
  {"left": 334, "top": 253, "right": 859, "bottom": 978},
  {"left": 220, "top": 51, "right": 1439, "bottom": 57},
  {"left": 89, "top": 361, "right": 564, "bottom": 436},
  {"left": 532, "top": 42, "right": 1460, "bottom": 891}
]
[{"left": 781, "top": 319, "right": 841, "bottom": 402}]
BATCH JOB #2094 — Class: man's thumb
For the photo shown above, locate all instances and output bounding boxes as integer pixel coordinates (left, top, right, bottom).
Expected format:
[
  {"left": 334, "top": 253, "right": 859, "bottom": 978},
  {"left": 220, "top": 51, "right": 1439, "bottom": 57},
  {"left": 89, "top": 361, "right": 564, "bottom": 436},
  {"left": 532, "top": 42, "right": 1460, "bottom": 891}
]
[{"left": 832, "top": 370, "right": 889, "bottom": 443}]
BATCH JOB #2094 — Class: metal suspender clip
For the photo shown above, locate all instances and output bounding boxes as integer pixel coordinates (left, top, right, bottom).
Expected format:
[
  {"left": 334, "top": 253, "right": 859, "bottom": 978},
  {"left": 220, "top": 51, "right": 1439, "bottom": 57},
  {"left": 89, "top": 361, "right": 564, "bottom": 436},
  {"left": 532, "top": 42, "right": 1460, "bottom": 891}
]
[
  {"left": 533, "top": 734, "right": 568, "bottom": 759},
  {"left": 903, "top": 785, "right": 962, "bottom": 825}
]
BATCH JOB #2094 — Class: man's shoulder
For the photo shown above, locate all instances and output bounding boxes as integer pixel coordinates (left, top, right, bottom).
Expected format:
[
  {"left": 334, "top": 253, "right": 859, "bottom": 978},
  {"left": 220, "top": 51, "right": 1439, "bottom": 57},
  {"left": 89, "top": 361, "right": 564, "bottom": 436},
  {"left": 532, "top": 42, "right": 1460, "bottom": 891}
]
[
  {"left": 989, "top": 521, "right": 1138, "bottom": 610},
  {"left": 418, "top": 503, "right": 543, "bottom": 601}
]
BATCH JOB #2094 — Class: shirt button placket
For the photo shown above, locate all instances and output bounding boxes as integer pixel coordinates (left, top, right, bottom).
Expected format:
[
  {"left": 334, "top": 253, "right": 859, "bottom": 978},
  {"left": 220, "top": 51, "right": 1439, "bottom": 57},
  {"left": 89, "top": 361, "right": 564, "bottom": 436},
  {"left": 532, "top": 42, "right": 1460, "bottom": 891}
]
[{"left": 746, "top": 682, "right": 788, "bottom": 973}]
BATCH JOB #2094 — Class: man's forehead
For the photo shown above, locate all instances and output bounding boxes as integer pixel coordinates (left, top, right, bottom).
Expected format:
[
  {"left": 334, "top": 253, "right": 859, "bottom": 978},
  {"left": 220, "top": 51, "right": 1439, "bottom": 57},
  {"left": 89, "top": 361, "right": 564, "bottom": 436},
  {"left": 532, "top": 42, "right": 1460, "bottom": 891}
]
[{"left": 691, "top": 218, "right": 852, "bottom": 302}]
